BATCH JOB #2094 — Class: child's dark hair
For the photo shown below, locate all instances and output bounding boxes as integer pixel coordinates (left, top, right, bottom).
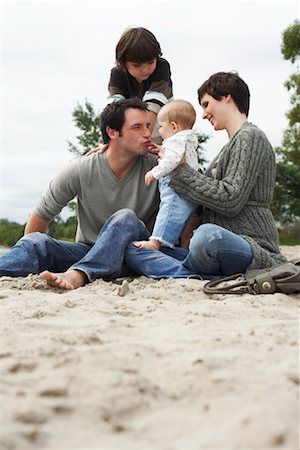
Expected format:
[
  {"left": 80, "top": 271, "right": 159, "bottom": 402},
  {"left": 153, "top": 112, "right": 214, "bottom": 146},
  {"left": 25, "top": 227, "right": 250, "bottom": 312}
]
[
  {"left": 197, "top": 72, "right": 250, "bottom": 116},
  {"left": 100, "top": 98, "right": 148, "bottom": 143},
  {"left": 115, "top": 27, "right": 162, "bottom": 67}
]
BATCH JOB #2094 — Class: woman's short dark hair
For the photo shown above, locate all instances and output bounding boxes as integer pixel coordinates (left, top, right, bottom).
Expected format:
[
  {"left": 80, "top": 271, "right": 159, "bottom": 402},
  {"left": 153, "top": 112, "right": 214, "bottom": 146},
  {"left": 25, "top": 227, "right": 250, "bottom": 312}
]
[
  {"left": 197, "top": 72, "right": 250, "bottom": 116},
  {"left": 115, "top": 27, "right": 162, "bottom": 67},
  {"left": 100, "top": 98, "right": 148, "bottom": 143}
]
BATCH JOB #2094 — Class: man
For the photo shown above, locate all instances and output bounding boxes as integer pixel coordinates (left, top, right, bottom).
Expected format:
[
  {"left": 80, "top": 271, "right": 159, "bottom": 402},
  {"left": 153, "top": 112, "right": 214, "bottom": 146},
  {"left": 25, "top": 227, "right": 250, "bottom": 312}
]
[{"left": 0, "top": 98, "right": 159, "bottom": 289}]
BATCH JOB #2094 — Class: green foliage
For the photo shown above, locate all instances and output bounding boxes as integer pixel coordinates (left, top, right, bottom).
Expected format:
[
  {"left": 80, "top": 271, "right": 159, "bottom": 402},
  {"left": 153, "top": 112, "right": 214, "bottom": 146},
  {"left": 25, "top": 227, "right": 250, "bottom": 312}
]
[
  {"left": 0, "top": 216, "right": 77, "bottom": 248},
  {"left": 0, "top": 219, "right": 25, "bottom": 247},
  {"left": 48, "top": 215, "right": 77, "bottom": 241},
  {"left": 195, "top": 130, "right": 209, "bottom": 167},
  {"left": 278, "top": 220, "right": 300, "bottom": 245},
  {"left": 271, "top": 20, "right": 300, "bottom": 223},
  {"left": 281, "top": 20, "right": 300, "bottom": 63},
  {"left": 67, "top": 100, "right": 103, "bottom": 156}
]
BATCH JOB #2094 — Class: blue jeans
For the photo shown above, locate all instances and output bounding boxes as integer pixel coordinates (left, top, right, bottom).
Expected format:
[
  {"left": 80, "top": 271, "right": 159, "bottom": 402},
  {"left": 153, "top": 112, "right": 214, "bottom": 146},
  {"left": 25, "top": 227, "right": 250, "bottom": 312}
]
[
  {"left": 125, "top": 222, "right": 253, "bottom": 279},
  {"left": 151, "top": 175, "right": 196, "bottom": 248},
  {"left": 0, "top": 209, "right": 150, "bottom": 281}
]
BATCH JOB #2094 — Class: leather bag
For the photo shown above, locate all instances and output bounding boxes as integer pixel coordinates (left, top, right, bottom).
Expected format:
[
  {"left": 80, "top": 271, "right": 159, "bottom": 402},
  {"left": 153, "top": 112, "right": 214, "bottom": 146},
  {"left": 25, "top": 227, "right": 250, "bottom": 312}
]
[{"left": 203, "top": 260, "right": 300, "bottom": 295}]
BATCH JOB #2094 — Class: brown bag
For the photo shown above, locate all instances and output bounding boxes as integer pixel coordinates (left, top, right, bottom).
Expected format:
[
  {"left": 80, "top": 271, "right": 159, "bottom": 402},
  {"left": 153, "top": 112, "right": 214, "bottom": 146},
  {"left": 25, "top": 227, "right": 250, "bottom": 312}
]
[{"left": 203, "top": 260, "right": 300, "bottom": 295}]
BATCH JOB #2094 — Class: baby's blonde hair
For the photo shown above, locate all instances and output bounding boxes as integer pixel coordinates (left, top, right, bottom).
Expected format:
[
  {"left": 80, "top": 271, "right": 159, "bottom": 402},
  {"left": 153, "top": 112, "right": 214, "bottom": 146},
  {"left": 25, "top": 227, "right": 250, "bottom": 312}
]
[{"left": 161, "top": 99, "right": 196, "bottom": 129}]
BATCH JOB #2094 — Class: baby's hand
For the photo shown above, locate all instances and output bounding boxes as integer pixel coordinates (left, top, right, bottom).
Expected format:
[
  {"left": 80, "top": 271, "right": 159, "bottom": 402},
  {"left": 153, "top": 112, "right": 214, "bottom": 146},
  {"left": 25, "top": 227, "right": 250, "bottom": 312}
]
[
  {"left": 145, "top": 171, "right": 155, "bottom": 186},
  {"left": 145, "top": 140, "right": 161, "bottom": 155}
]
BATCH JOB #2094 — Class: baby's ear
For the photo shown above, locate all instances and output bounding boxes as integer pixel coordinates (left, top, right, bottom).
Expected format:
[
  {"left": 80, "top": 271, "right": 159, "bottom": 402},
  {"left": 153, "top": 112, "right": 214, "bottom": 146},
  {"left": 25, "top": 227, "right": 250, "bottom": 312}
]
[{"left": 171, "top": 121, "right": 179, "bottom": 131}]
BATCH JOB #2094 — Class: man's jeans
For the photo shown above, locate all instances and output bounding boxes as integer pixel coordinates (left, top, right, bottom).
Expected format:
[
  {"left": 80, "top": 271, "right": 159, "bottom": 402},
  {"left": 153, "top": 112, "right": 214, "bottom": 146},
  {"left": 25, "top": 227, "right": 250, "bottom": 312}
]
[
  {"left": 125, "top": 222, "right": 253, "bottom": 279},
  {"left": 150, "top": 175, "right": 196, "bottom": 248},
  {"left": 0, "top": 209, "right": 150, "bottom": 281},
  {"left": 0, "top": 209, "right": 252, "bottom": 281}
]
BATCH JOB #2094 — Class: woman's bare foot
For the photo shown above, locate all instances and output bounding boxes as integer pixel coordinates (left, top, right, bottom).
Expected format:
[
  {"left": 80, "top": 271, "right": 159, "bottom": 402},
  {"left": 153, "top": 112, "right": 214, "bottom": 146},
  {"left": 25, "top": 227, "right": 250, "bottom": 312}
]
[
  {"left": 41, "top": 269, "right": 87, "bottom": 290},
  {"left": 133, "top": 239, "right": 160, "bottom": 250}
]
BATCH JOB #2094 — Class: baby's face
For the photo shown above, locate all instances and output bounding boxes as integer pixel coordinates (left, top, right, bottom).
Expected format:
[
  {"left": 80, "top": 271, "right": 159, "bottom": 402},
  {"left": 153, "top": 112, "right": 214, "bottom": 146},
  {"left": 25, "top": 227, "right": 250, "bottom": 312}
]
[{"left": 157, "top": 110, "right": 176, "bottom": 140}]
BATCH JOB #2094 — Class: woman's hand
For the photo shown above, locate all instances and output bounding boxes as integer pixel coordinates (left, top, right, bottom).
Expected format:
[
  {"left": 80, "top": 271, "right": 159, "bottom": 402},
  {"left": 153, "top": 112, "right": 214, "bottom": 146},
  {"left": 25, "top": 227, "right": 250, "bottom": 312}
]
[{"left": 84, "top": 144, "right": 108, "bottom": 156}]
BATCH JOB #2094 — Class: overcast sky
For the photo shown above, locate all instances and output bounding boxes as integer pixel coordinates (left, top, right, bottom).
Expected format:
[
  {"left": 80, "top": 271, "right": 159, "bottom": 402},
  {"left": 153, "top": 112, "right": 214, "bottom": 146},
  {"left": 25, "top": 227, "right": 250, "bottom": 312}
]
[{"left": 1, "top": 0, "right": 299, "bottom": 224}]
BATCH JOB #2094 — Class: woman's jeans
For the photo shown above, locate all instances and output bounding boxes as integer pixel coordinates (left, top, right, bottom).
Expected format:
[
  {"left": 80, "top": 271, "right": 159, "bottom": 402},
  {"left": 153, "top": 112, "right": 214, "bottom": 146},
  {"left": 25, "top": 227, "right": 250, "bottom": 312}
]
[
  {"left": 125, "top": 222, "right": 253, "bottom": 279},
  {"left": 0, "top": 209, "right": 253, "bottom": 281}
]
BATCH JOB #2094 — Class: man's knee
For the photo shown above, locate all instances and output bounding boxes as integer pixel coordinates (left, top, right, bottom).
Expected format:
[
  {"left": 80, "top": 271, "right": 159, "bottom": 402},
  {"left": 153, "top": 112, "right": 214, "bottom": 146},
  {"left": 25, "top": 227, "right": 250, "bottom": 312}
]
[
  {"left": 19, "top": 232, "right": 49, "bottom": 245},
  {"left": 110, "top": 209, "right": 139, "bottom": 226}
]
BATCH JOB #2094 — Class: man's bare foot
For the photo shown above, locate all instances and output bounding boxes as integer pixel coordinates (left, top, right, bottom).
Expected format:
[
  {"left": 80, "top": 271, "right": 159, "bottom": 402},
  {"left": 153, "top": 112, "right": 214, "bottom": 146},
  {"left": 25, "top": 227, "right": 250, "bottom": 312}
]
[
  {"left": 133, "top": 239, "right": 160, "bottom": 250},
  {"left": 41, "top": 269, "right": 87, "bottom": 290}
]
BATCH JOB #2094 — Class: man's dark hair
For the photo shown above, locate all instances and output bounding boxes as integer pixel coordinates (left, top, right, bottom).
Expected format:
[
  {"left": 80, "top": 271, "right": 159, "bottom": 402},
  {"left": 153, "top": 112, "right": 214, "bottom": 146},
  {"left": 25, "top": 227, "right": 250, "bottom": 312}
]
[
  {"left": 197, "top": 71, "right": 250, "bottom": 116},
  {"left": 100, "top": 98, "right": 148, "bottom": 143},
  {"left": 116, "top": 27, "right": 162, "bottom": 67}
]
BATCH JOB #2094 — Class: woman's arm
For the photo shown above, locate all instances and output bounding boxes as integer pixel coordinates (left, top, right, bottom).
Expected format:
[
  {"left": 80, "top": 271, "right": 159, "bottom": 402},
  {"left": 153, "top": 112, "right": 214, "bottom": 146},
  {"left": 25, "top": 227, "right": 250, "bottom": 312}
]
[{"left": 170, "top": 126, "right": 273, "bottom": 216}]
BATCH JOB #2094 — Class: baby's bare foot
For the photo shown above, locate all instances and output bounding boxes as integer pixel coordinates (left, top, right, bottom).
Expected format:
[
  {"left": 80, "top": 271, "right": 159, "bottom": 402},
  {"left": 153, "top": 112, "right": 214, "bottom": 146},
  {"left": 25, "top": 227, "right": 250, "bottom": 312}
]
[
  {"left": 133, "top": 240, "right": 160, "bottom": 250},
  {"left": 42, "top": 269, "right": 86, "bottom": 290}
]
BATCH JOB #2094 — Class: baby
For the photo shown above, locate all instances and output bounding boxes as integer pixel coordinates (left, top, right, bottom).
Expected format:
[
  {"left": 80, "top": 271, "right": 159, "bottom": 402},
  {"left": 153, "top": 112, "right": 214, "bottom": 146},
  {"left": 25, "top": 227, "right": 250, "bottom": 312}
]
[{"left": 134, "top": 99, "right": 199, "bottom": 251}]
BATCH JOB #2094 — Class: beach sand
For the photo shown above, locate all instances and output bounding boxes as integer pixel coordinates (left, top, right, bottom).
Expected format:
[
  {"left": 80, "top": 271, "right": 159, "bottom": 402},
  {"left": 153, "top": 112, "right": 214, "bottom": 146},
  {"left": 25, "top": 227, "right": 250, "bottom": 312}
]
[{"left": 1, "top": 246, "right": 299, "bottom": 450}]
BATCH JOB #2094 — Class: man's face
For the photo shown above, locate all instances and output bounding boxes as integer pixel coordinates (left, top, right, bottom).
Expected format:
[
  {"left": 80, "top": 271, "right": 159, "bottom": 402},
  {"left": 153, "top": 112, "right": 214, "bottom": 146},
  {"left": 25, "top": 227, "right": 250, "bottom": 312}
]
[{"left": 118, "top": 109, "right": 151, "bottom": 155}]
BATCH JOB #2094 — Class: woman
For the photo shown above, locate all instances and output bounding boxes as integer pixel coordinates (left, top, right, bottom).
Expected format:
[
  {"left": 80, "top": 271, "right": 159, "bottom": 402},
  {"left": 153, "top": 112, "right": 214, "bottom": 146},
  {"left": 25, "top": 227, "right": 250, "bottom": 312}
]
[{"left": 125, "top": 71, "right": 286, "bottom": 279}]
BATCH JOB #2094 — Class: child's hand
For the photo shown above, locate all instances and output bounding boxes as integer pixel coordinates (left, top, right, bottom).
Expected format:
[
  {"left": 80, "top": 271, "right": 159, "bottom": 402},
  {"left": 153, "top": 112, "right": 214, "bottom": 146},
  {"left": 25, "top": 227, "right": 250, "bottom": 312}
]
[{"left": 145, "top": 171, "right": 155, "bottom": 186}]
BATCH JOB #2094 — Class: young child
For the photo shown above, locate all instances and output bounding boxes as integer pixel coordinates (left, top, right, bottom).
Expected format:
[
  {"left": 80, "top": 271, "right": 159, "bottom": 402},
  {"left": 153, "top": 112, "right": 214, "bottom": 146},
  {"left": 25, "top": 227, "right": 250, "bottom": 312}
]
[
  {"left": 134, "top": 99, "right": 199, "bottom": 251},
  {"left": 107, "top": 26, "right": 173, "bottom": 143}
]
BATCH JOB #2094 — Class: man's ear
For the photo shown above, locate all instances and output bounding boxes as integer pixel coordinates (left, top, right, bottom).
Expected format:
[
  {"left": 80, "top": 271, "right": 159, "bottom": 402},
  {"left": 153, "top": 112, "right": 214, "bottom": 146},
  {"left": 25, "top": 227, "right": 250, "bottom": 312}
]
[
  {"left": 106, "top": 126, "right": 118, "bottom": 140},
  {"left": 225, "top": 94, "right": 232, "bottom": 103}
]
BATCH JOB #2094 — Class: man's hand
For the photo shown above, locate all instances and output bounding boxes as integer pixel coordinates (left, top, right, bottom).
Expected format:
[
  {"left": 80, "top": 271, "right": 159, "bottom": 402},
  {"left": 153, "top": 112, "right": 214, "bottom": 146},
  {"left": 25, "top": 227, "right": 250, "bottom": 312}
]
[
  {"left": 84, "top": 144, "right": 108, "bottom": 156},
  {"left": 145, "top": 171, "right": 155, "bottom": 186}
]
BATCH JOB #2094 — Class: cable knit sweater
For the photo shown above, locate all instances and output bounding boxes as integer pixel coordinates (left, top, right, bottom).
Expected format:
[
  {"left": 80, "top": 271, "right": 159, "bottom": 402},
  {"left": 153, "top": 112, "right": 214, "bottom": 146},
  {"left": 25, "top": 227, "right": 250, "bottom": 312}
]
[{"left": 170, "top": 121, "right": 286, "bottom": 269}]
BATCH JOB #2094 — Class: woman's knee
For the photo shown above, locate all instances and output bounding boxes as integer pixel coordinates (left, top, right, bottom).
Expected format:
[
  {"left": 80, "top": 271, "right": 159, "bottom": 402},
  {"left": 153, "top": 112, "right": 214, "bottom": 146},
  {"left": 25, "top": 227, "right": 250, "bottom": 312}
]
[{"left": 190, "top": 224, "right": 223, "bottom": 252}]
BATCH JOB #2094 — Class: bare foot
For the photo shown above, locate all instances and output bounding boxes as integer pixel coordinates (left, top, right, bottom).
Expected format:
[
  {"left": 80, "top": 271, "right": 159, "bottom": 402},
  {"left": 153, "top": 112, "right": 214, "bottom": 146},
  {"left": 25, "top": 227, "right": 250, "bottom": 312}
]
[
  {"left": 41, "top": 269, "right": 87, "bottom": 290},
  {"left": 133, "top": 239, "right": 160, "bottom": 250}
]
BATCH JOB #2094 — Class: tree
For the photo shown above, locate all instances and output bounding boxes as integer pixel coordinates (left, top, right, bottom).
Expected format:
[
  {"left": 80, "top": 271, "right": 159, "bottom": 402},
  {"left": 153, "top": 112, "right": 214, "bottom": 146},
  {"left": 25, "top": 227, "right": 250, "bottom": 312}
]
[
  {"left": 271, "top": 20, "right": 300, "bottom": 223},
  {"left": 67, "top": 100, "right": 103, "bottom": 156},
  {"left": 0, "top": 219, "right": 25, "bottom": 247}
]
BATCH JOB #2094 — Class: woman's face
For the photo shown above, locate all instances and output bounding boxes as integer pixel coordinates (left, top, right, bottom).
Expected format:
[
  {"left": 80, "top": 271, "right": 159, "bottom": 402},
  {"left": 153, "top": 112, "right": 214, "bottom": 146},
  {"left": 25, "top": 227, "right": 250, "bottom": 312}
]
[{"left": 200, "top": 93, "right": 228, "bottom": 131}]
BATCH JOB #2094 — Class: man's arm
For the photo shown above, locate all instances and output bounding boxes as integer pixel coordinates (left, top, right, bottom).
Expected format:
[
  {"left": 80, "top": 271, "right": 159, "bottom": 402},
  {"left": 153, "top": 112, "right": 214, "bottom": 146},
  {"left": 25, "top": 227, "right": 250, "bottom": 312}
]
[{"left": 24, "top": 212, "right": 49, "bottom": 235}]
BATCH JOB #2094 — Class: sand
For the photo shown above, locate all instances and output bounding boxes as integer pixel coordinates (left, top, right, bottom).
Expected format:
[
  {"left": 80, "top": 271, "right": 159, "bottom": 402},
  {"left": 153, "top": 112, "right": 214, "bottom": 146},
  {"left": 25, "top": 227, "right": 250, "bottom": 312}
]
[{"left": 1, "top": 246, "right": 299, "bottom": 450}]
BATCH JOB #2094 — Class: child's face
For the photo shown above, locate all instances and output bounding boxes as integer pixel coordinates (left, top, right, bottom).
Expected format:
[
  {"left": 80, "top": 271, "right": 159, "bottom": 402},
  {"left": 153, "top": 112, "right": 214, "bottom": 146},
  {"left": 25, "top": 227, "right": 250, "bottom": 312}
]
[
  {"left": 125, "top": 59, "right": 157, "bottom": 83},
  {"left": 157, "top": 110, "right": 176, "bottom": 140}
]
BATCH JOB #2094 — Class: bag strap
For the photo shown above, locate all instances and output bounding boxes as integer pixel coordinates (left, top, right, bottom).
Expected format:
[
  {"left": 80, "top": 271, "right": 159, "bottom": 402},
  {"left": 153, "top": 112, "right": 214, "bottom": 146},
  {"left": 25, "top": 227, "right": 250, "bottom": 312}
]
[
  {"left": 203, "top": 261, "right": 300, "bottom": 296},
  {"left": 203, "top": 273, "right": 257, "bottom": 295}
]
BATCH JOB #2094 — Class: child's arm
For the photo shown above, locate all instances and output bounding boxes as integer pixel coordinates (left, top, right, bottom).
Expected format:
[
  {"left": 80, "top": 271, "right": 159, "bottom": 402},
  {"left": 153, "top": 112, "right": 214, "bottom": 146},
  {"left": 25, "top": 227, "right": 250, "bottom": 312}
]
[
  {"left": 145, "top": 171, "right": 156, "bottom": 186},
  {"left": 151, "top": 139, "right": 186, "bottom": 179}
]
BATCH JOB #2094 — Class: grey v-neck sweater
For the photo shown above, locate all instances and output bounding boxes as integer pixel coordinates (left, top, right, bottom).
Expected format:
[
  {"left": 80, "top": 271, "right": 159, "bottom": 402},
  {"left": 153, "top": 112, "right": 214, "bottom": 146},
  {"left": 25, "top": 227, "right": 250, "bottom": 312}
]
[
  {"left": 170, "top": 122, "right": 286, "bottom": 269},
  {"left": 35, "top": 153, "right": 159, "bottom": 245}
]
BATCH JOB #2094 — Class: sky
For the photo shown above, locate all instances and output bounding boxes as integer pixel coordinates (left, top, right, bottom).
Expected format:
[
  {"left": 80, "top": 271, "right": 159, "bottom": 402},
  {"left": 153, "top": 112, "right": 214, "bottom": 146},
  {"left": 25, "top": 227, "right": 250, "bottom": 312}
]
[{"left": 1, "top": 0, "right": 299, "bottom": 224}]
